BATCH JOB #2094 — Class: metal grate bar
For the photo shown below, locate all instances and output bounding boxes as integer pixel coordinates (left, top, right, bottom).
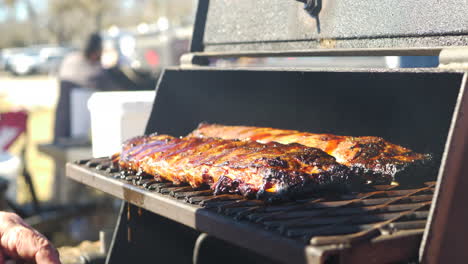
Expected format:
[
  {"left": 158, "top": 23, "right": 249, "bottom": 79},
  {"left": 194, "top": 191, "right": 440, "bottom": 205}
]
[
  {"left": 286, "top": 209, "right": 429, "bottom": 237},
  {"left": 260, "top": 201, "right": 431, "bottom": 230},
  {"left": 274, "top": 184, "right": 434, "bottom": 228},
  {"left": 309, "top": 201, "right": 430, "bottom": 245}
]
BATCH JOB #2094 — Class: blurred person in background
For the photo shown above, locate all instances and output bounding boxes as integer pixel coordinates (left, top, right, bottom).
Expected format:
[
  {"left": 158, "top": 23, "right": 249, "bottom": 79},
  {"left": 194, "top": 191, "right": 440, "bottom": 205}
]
[
  {"left": 54, "top": 33, "right": 129, "bottom": 143},
  {"left": 0, "top": 212, "right": 60, "bottom": 263},
  {"left": 58, "top": 33, "right": 127, "bottom": 91}
]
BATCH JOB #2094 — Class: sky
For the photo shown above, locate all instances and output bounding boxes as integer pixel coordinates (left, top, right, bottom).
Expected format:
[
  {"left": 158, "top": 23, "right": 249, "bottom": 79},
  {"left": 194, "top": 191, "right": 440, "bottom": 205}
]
[
  {"left": 0, "top": 0, "right": 46, "bottom": 22},
  {"left": 0, "top": 0, "right": 136, "bottom": 22},
  {"left": 0, "top": 1, "right": 177, "bottom": 23}
]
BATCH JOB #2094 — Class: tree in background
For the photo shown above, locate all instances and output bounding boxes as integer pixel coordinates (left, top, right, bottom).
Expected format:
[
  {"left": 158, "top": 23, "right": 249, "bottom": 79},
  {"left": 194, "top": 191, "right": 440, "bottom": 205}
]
[
  {"left": 73, "top": 0, "right": 115, "bottom": 31},
  {"left": 47, "top": 0, "right": 82, "bottom": 45},
  {"left": 0, "top": 0, "right": 41, "bottom": 45},
  {"left": 0, "top": 0, "right": 18, "bottom": 21},
  {"left": 0, "top": 0, "right": 196, "bottom": 49},
  {"left": 47, "top": 0, "right": 117, "bottom": 45}
]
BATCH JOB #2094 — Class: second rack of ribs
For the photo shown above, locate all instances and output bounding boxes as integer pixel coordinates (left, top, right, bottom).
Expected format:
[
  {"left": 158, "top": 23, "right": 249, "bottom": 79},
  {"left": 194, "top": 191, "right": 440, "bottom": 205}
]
[
  {"left": 190, "top": 124, "right": 432, "bottom": 184},
  {"left": 115, "top": 135, "right": 358, "bottom": 199}
]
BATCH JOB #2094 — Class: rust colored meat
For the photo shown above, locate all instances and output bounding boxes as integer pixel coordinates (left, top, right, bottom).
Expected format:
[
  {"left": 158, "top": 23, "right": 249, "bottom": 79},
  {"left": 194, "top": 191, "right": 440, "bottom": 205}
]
[
  {"left": 116, "top": 134, "right": 359, "bottom": 200},
  {"left": 189, "top": 123, "right": 432, "bottom": 184}
]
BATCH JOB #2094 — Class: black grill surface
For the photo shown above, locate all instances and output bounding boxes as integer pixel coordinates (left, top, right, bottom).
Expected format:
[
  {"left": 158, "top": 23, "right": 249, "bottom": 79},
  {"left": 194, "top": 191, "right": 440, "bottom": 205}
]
[{"left": 68, "top": 157, "right": 433, "bottom": 263}]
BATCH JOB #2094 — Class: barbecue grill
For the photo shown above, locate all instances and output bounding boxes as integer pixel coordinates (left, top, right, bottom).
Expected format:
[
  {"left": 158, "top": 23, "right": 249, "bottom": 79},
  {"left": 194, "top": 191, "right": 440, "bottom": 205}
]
[{"left": 66, "top": 1, "right": 468, "bottom": 263}]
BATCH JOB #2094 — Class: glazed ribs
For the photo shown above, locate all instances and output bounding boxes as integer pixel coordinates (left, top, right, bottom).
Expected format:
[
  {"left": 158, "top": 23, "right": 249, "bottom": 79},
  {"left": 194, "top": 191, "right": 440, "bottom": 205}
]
[
  {"left": 113, "top": 123, "right": 431, "bottom": 199},
  {"left": 114, "top": 134, "right": 359, "bottom": 200},
  {"left": 189, "top": 123, "right": 432, "bottom": 184}
]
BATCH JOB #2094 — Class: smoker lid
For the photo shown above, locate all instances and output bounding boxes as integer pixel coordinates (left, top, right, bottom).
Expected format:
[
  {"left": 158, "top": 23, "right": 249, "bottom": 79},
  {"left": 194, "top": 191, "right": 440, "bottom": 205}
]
[{"left": 191, "top": 0, "right": 468, "bottom": 55}]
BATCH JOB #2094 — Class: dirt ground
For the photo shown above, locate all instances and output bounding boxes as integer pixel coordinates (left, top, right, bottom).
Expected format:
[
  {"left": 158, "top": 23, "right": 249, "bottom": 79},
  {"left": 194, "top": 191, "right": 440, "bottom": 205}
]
[{"left": 0, "top": 72, "right": 58, "bottom": 203}]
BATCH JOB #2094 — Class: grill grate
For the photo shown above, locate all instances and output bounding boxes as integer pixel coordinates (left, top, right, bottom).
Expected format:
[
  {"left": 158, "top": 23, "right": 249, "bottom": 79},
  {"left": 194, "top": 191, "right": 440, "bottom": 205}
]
[{"left": 76, "top": 157, "right": 434, "bottom": 247}]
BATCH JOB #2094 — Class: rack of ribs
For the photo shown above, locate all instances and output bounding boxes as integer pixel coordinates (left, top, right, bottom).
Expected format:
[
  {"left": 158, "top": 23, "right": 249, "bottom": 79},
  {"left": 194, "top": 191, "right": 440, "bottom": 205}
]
[
  {"left": 189, "top": 123, "right": 432, "bottom": 184},
  {"left": 113, "top": 134, "right": 360, "bottom": 200}
]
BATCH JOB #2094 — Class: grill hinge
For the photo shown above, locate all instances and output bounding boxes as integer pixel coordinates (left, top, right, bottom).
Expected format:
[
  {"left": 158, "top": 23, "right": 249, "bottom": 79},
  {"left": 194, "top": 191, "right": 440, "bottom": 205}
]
[{"left": 439, "top": 47, "right": 468, "bottom": 70}]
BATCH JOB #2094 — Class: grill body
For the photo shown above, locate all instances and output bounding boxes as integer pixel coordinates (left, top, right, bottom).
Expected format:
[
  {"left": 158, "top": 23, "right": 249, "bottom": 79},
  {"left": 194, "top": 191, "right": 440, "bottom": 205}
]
[
  {"left": 67, "top": 68, "right": 468, "bottom": 263},
  {"left": 67, "top": 0, "right": 468, "bottom": 262}
]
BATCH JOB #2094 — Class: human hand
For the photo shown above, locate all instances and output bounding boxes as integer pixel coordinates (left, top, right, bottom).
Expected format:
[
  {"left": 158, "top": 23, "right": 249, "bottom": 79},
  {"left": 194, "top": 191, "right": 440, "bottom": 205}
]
[{"left": 0, "top": 212, "right": 60, "bottom": 264}]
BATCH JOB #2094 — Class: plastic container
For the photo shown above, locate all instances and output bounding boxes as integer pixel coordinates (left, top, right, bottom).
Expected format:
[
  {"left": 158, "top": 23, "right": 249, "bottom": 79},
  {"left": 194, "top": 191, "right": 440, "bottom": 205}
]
[
  {"left": 70, "top": 88, "right": 95, "bottom": 139},
  {"left": 88, "top": 91, "right": 155, "bottom": 158}
]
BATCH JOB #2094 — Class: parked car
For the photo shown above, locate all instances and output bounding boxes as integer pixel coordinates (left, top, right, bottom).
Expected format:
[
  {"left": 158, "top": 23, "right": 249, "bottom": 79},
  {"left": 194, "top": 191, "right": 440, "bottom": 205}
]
[
  {"left": 0, "top": 48, "right": 23, "bottom": 72},
  {"left": 6, "top": 45, "right": 74, "bottom": 76},
  {"left": 102, "top": 26, "right": 191, "bottom": 75},
  {"left": 7, "top": 48, "right": 41, "bottom": 76},
  {"left": 37, "top": 46, "right": 75, "bottom": 74}
]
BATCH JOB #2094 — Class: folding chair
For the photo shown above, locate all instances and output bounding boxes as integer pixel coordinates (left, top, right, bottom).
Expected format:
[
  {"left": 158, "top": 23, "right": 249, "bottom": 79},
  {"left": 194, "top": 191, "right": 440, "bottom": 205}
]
[{"left": 0, "top": 110, "right": 40, "bottom": 215}]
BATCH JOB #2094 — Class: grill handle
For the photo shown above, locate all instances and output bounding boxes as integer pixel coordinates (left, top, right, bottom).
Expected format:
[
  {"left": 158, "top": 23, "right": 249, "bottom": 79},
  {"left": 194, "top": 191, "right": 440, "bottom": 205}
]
[
  {"left": 295, "top": 0, "right": 322, "bottom": 17},
  {"left": 295, "top": 0, "right": 322, "bottom": 33},
  {"left": 310, "top": 228, "right": 381, "bottom": 246}
]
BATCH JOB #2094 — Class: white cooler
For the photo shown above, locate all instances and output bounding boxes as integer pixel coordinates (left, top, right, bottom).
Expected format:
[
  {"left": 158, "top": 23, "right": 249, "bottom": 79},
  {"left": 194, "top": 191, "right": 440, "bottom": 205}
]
[{"left": 88, "top": 91, "right": 155, "bottom": 158}]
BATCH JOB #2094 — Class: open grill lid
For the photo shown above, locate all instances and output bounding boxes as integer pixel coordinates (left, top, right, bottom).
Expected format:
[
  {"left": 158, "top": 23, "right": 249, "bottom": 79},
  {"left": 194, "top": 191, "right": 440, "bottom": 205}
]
[{"left": 190, "top": 0, "right": 468, "bottom": 56}]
